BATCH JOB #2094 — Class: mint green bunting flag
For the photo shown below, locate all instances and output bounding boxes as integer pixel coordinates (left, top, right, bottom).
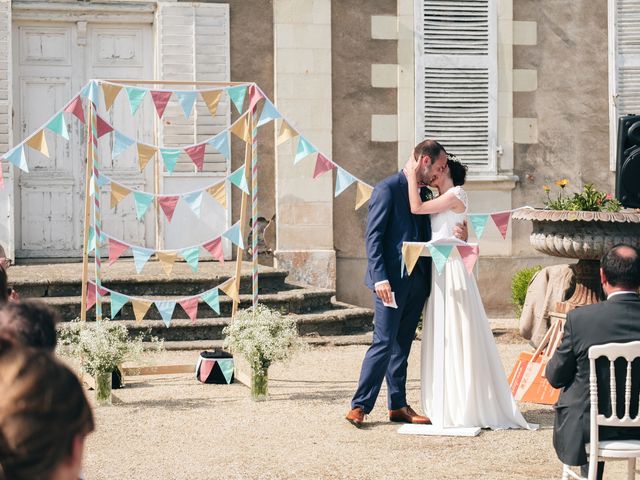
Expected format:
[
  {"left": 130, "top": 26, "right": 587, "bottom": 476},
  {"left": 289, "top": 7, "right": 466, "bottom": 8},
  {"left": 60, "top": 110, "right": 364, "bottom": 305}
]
[
  {"left": 257, "top": 99, "right": 281, "bottom": 127},
  {"left": 184, "top": 191, "right": 203, "bottom": 218},
  {"left": 112, "top": 131, "right": 135, "bottom": 158},
  {"left": 81, "top": 80, "right": 100, "bottom": 107},
  {"left": 133, "top": 191, "right": 154, "bottom": 220},
  {"left": 428, "top": 244, "right": 453, "bottom": 274},
  {"left": 125, "top": 86, "right": 147, "bottom": 115},
  {"left": 468, "top": 214, "right": 490, "bottom": 240},
  {"left": 335, "top": 168, "right": 356, "bottom": 197},
  {"left": 228, "top": 166, "right": 249, "bottom": 194},
  {"left": 208, "top": 131, "right": 230, "bottom": 159},
  {"left": 109, "top": 292, "right": 129, "bottom": 319},
  {"left": 89, "top": 174, "right": 95, "bottom": 197},
  {"left": 132, "top": 246, "right": 153, "bottom": 273},
  {"left": 160, "top": 148, "right": 181, "bottom": 174},
  {"left": 176, "top": 91, "right": 197, "bottom": 118},
  {"left": 87, "top": 227, "right": 95, "bottom": 253},
  {"left": 180, "top": 246, "right": 200, "bottom": 272},
  {"left": 201, "top": 289, "right": 220, "bottom": 315},
  {"left": 223, "top": 221, "right": 244, "bottom": 249},
  {"left": 155, "top": 300, "right": 177, "bottom": 328},
  {"left": 227, "top": 85, "right": 247, "bottom": 114},
  {"left": 46, "top": 112, "right": 69, "bottom": 140},
  {"left": 217, "top": 358, "right": 234, "bottom": 384},
  {"left": 4, "top": 145, "right": 28, "bottom": 173},
  {"left": 294, "top": 136, "right": 316, "bottom": 164}
]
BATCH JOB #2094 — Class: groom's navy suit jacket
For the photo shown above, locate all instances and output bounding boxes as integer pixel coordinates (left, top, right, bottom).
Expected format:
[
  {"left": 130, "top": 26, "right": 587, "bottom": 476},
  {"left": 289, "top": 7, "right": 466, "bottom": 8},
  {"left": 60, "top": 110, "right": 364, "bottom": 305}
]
[{"left": 364, "top": 171, "right": 432, "bottom": 293}]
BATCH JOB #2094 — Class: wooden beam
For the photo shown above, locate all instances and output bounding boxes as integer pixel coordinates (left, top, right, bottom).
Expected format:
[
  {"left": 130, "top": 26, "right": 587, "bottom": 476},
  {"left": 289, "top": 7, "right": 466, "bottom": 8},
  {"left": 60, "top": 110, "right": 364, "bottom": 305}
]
[
  {"left": 122, "top": 364, "right": 195, "bottom": 376},
  {"left": 79, "top": 100, "right": 94, "bottom": 322}
]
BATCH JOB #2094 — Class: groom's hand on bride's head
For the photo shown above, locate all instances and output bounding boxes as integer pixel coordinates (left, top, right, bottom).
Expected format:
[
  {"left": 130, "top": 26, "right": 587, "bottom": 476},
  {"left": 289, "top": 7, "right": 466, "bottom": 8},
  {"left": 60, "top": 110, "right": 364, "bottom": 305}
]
[
  {"left": 453, "top": 220, "right": 469, "bottom": 241},
  {"left": 374, "top": 281, "right": 393, "bottom": 304}
]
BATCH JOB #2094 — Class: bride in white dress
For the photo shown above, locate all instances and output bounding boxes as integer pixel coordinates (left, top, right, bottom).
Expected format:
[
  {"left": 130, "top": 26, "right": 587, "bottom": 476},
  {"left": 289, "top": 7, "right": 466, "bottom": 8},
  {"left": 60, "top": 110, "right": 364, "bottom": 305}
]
[{"left": 406, "top": 155, "right": 533, "bottom": 430}]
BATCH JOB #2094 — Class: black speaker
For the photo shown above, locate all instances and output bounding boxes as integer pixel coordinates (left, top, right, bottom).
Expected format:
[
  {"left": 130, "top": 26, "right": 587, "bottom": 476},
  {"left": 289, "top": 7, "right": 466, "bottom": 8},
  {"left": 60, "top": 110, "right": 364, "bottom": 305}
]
[{"left": 616, "top": 114, "right": 640, "bottom": 208}]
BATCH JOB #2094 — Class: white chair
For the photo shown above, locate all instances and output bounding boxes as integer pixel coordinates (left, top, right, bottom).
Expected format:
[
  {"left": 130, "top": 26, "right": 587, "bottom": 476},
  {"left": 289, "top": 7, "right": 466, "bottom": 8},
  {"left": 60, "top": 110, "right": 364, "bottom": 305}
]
[{"left": 562, "top": 341, "right": 640, "bottom": 480}]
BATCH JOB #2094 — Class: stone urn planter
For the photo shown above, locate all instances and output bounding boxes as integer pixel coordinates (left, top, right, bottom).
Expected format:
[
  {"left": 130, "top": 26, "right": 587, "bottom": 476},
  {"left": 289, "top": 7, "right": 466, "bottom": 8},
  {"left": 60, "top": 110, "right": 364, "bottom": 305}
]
[{"left": 512, "top": 209, "right": 640, "bottom": 310}]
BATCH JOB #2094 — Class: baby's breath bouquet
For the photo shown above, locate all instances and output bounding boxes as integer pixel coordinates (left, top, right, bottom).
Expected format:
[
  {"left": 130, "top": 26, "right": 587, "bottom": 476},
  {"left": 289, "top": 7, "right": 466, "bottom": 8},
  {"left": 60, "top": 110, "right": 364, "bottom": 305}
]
[{"left": 223, "top": 304, "right": 305, "bottom": 401}]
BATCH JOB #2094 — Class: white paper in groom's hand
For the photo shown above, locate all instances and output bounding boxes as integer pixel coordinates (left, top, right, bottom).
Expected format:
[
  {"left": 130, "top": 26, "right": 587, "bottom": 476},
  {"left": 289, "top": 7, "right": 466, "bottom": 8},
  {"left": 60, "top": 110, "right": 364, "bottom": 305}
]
[{"left": 383, "top": 292, "right": 398, "bottom": 309}]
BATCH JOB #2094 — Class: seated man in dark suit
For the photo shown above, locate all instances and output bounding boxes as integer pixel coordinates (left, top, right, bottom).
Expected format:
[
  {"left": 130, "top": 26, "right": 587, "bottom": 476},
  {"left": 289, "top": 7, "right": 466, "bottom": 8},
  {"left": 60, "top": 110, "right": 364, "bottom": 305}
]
[{"left": 547, "top": 244, "right": 640, "bottom": 479}]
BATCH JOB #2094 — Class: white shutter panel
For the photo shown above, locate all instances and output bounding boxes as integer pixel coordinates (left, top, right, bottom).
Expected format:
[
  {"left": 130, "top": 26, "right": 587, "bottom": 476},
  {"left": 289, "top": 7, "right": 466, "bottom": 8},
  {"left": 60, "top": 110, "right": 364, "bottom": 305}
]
[
  {"left": 417, "top": 0, "right": 497, "bottom": 173},
  {"left": 156, "top": 2, "right": 230, "bottom": 173}
]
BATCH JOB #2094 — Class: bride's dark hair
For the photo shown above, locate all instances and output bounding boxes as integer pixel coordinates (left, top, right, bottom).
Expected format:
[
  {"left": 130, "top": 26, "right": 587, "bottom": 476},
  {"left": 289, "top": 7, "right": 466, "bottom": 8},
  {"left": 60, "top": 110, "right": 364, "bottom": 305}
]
[{"left": 447, "top": 156, "right": 467, "bottom": 186}]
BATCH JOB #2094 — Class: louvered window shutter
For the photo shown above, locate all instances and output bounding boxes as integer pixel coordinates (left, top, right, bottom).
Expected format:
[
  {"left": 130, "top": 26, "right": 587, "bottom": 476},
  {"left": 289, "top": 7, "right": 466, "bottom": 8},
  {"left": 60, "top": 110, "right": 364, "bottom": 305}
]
[{"left": 417, "top": 0, "right": 497, "bottom": 173}]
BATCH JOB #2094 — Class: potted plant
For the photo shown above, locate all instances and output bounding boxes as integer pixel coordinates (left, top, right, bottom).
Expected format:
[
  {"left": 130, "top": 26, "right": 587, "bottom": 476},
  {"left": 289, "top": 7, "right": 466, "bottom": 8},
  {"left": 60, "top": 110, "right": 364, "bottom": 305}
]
[{"left": 223, "top": 304, "right": 305, "bottom": 401}]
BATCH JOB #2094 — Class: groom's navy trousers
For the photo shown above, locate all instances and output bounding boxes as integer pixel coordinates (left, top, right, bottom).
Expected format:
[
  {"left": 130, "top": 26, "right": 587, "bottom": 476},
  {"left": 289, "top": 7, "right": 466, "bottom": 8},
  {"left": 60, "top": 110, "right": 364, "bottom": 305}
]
[{"left": 352, "top": 172, "right": 432, "bottom": 413}]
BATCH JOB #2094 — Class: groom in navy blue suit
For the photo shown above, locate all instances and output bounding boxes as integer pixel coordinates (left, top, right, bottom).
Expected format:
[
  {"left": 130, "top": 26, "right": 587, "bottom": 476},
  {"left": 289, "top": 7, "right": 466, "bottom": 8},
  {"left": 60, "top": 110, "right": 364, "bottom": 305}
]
[{"left": 346, "top": 140, "right": 464, "bottom": 427}]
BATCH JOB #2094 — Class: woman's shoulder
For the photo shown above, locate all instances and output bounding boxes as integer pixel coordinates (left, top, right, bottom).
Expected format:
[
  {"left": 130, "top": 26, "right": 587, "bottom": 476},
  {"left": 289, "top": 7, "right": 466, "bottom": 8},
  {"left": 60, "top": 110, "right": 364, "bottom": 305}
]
[{"left": 447, "top": 186, "right": 468, "bottom": 210}]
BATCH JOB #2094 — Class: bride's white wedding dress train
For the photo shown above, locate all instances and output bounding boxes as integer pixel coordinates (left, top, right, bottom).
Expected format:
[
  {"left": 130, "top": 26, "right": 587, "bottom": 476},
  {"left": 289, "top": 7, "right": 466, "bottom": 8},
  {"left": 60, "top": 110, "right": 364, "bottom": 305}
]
[{"left": 421, "top": 186, "right": 533, "bottom": 429}]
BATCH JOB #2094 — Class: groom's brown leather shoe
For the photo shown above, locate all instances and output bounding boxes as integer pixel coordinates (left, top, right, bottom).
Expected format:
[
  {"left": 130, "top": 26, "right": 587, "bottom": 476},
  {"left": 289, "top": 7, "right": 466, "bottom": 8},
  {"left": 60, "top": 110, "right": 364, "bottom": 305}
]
[
  {"left": 346, "top": 407, "right": 365, "bottom": 428},
  {"left": 389, "top": 405, "right": 431, "bottom": 424}
]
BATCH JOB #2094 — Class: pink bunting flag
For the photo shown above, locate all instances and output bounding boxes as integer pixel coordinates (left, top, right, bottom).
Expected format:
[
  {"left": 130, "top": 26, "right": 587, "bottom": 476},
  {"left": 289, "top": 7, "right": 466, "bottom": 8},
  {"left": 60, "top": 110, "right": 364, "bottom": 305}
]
[
  {"left": 247, "top": 84, "right": 264, "bottom": 112},
  {"left": 490, "top": 212, "right": 511, "bottom": 239},
  {"left": 108, "top": 238, "right": 129, "bottom": 266},
  {"left": 179, "top": 297, "right": 199, "bottom": 323},
  {"left": 150, "top": 90, "right": 172, "bottom": 118},
  {"left": 96, "top": 115, "right": 114, "bottom": 138},
  {"left": 185, "top": 144, "right": 206, "bottom": 172},
  {"left": 64, "top": 96, "right": 85, "bottom": 124},
  {"left": 457, "top": 245, "right": 480, "bottom": 275},
  {"left": 198, "top": 360, "right": 215, "bottom": 383},
  {"left": 202, "top": 237, "right": 224, "bottom": 263},
  {"left": 159, "top": 195, "right": 180, "bottom": 222},
  {"left": 86, "top": 281, "right": 108, "bottom": 311},
  {"left": 313, "top": 153, "right": 335, "bottom": 179},
  {"left": 0, "top": 167, "right": 4, "bottom": 190}
]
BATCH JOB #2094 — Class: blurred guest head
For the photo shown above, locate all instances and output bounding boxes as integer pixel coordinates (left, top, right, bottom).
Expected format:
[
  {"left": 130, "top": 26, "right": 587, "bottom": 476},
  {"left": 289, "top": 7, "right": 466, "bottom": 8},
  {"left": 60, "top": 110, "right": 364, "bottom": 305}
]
[
  {"left": 0, "top": 300, "right": 60, "bottom": 351},
  {"left": 0, "top": 267, "right": 8, "bottom": 308},
  {"left": 600, "top": 244, "right": 640, "bottom": 294}
]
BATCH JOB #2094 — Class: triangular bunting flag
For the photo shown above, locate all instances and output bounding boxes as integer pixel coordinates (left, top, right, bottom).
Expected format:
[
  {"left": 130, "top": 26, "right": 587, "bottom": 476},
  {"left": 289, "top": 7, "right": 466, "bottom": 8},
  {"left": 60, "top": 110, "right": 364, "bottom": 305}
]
[
  {"left": 335, "top": 168, "right": 356, "bottom": 197},
  {"left": 184, "top": 191, "right": 204, "bottom": 218},
  {"left": 180, "top": 246, "right": 200, "bottom": 272},
  {"left": 132, "top": 246, "right": 153, "bottom": 274},
  {"left": 0, "top": 167, "right": 4, "bottom": 190},
  {"left": 201, "top": 90, "right": 223, "bottom": 117},
  {"left": 125, "top": 86, "right": 147, "bottom": 115},
  {"left": 150, "top": 90, "right": 172, "bottom": 118},
  {"left": 108, "top": 238, "right": 129, "bottom": 266},
  {"left": 227, "top": 85, "right": 248, "bottom": 114},
  {"left": 46, "top": 112, "right": 69, "bottom": 140},
  {"left": 87, "top": 227, "right": 96, "bottom": 253},
  {"left": 4, "top": 145, "right": 28, "bottom": 173},
  {"left": 176, "top": 91, "right": 197, "bottom": 118},
  {"left": 208, "top": 131, "right": 230, "bottom": 159},
  {"left": 207, "top": 182, "right": 227, "bottom": 209},
  {"left": 201, "top": 289, "right": 220, "bottom": 315},
  {"left": 218, "top": 276, "right": 240, "bottom": 303},
  {"left": 132, "top": 299, "right": 152, "bottom": 323},
  {"left": 355, "top": 182, "right": 373, "bottom": 210},
  {"left": 110, "top": 183, "right": 130, "bottom": 209},
  {"left": 158, "top": 195, "right": 179, "bottom": 222},
  {"left": 294, "top": 136, "right": 316, "bottom": 164},
  {"left": 112, "top": 131, "right": 135, "bottom": 158},
  {"left": 179, "top": 297, "right": 199, "bottom": 323},
  {"left": 26, "top": 130, "right": 49, "bottom": 158},
  {"left": 185, "top": 144, "right": 206, "bottom": 172},
  {"left": 109, "top": 292, "right": 129, "bottom": 319},
  {"left": 86, "top": 282, "right": 97, "bottom": 311},
  {"left": 313, "top": 153, "right": 335, "bottom": 179},
  {"left": 468, "top": 214, "right": 490, "bottom": 240},
  {"left": 133, "top": 191, "right": 153, "bottom": 220},
  {"left": 401, "top": 243, "right": 424, "bottom": 276},
  {"left": 247, "top": 84, "right": 264, "bottom": 112},
  {"left": 223, "top": 221, "right": 244, "bottom": 249},
  {"left": 257, "top": 99, "right": 281, "bottom": 127},
  {"left": 137, "top": 143, "right": 157, "bottom": 171},
  {"left": 218, "top": 358, "right": 234, "bottom": 384},
  {"left": 457, "top": 244, "right": 480, "bottom": 275},
  {"left": 160, "top": 148, "right": 181, "bottom": 174},
  {"left": 157, "top": 251, "right": 178, "bottom": 276},
  {"left": 428, "top": 244, "right": 453, "bottom": 274},
  {"left": 101, "top": 83, "right": 122, "bottom": 111},
  {"left": 64, "top": 96, "right": 85, "bottom": 124},
  {"left": 277, "top": 120, "right": 297, "bottom": 145},
  {"left": 95, "top": 115, "right": 114, "bottom": 138},
  {"left": 230, "top": 114, "right": 251, "bottom": 142},
  {"left": 155, "top": 300, "right": 176, "bottom": 328},
  {"left": 96, "top": 171, "right": 110, "bottom": 188},
  {"left": 490, "top": 212, "right": 511, "bottom": 239},
  {"left": 80, "top": 81, "right": 100, "bottom": 107},
  {"left": 202, "top": 237, "right": 224, "bottom": 262},
  {"left": 228, "top": 166, "right": 249, "bottom": 194}
]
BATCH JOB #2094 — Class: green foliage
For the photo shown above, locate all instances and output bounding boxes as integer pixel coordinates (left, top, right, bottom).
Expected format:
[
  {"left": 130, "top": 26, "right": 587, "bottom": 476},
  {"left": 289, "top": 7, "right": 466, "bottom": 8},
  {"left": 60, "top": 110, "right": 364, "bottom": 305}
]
[
  {"left": 511, "top": 266, "right": 542, "bottom": 317},
  {"left": 543, "top": 182, "right": 622, "bottom": 212}
]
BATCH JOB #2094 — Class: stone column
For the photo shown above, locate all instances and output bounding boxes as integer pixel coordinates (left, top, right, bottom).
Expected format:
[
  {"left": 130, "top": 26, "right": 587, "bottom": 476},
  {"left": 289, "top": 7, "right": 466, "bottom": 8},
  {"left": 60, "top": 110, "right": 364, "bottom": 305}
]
[
  {"left": 273, "top": 0, "right": 335, "bottom": 289},
  {"left": 0, "top": 0, "right": 13, "bottom": 259}
]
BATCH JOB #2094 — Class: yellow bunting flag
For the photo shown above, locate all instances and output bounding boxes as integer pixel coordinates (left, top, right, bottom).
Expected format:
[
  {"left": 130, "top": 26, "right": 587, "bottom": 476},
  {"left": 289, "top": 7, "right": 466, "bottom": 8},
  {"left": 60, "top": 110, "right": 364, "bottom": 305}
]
[
  {"left": 26, "top": 130, "right": 49, "bottom": 158},
  {"left": 277, "top": 120, "right": 297, "bottom": 145},
  {"left": 101, "top": 83, "right": 122, "bottom": 111},
  {"left": 201, "top": 90, "right": 223, "bottom": 117},
  {"left": 218, "top": 276, "right": 240, "bottom": 304},
  {"left": 137, "top": 143, "right": 157, "bottom": 171},
  {"left": 401, "top": 243, "right": 424, "bottom": 276},
  {"left": 355, "top": 182, "right": 373, "bottom": 210},
  {"left": 230, "top": 114, "right": 251, "bottom": 142},
  {"left": 132, "top": 299, "right": 152, "bottom": 323},
  {"left": 157, "top": 251, "right": 178, "bottom": 276},
  {"left": 110, "top": 183, "right": 131, "bottom": 208},
  {"left": 207, "top": 182, "right": 227, "bottom": 209}
]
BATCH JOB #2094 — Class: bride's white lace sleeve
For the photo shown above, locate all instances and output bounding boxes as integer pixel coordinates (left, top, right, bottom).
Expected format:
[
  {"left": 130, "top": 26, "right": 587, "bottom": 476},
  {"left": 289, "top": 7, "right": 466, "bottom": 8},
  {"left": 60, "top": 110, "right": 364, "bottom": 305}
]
[{"left": 451, "top": 186, "right": 468, "bottom": 211}]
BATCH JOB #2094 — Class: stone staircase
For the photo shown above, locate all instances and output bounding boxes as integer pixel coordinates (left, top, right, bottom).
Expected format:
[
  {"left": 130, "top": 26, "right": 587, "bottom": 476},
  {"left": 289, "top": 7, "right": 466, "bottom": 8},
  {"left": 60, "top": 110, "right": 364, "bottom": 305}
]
[{"left": 9, "top": 261, "right": 374, "bottom": 345}]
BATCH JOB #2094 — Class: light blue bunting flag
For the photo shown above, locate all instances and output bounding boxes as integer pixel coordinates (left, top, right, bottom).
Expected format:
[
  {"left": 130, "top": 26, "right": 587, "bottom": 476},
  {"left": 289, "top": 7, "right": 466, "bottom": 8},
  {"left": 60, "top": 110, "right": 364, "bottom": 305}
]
[
  {"left": 294, "top": 136, "right": 316, "bottom": 164},
  {"left": 223, "top": 221, "right": 244, "bottom": 249},
  {"left": 201, "top": 289, "right": 220, "bottom": 315},
  {"left": 4, "top": 145, "right": 28, "bottom": 173},
  {"left": 132, "top": 246, "right": 154, "bottom": 273},
  {"left": 468, "top": 214, "right": 490, "bottom": 240},
  {"left": 228, "top": 166, "right": 249, "bottom": 194},
  {"left": 176, "top": 91, "right": 197, "bottom": 118},
  {"left": 208, "top": 131, "right": 230, "bottom": 159},
  {"left": 160, "top": 148, "right": 181, "bottom": 174},
  {"left": 155, "top": 300, "right": 177, "bottom": 328},
  {"left": 80, "top": 80, "right": 100, "bottom": 107},
  {"left": 46, "top": 112, "right": 69, "bottom": 140},
  {"left": 428, "top": 244, "right": 453, "bottom": 274},
  {"left": 227, "top": 85, "right": 248, "bottom": 114},
  {"left": 217, "top": 358, "right": 234, "bottom": 384},
  {"left": 184, "top": 191, "right": 203, "bottom": 218},
  {"left": 96, "top": 171, "right": 110, "bottom": 188},
  {"left": 109, "top": 292, "right": 129, "bottom": 319},
  {"left": 133, "top": 191, "right": 154, "bottom": 220},
  {"left": 257, "top": 99, "right": 281, "bottom": 127},
  {"left": 335, "top": 168, "right": 357, "bottom": 197},
  {"left": 125, "top": 86, "right": 147, "bottom": 115},
  {"left": 180, "top": 246, "right": 200, "bottom": 272},
  {"left": 112, "top": 131, "right": 135, "bottom": 158}
]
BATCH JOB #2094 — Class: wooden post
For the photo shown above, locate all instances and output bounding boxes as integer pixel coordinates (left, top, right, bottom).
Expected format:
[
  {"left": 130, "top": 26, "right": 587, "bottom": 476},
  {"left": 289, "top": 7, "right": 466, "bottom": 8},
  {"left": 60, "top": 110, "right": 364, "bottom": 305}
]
[{"left": 80, "top": 100, "right": 95, "bottom": 321}]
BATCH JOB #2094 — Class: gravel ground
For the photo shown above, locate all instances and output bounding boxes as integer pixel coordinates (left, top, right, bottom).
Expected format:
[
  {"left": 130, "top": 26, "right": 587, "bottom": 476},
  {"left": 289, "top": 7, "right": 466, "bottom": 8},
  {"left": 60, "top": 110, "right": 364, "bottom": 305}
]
[{"left": 80, "top": 335, "right": 629, "bottom": 480}]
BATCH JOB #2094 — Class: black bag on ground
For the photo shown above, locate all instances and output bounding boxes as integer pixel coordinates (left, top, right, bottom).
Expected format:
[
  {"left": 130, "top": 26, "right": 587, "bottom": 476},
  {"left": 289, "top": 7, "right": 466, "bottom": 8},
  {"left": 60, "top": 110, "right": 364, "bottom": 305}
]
[{"left": 195, "top": 350, "right": 234, "bottom": 384}]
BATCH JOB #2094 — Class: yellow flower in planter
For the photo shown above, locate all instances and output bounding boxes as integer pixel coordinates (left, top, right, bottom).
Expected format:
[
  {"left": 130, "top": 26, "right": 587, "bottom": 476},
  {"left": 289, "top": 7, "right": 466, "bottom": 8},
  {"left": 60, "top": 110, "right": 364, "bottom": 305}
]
[
  {"left": 543, "top": 185, "right": 551, "bottom": 192},
  {"left": 555, "top": 179, "right": 569, "bottom": 188}
]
